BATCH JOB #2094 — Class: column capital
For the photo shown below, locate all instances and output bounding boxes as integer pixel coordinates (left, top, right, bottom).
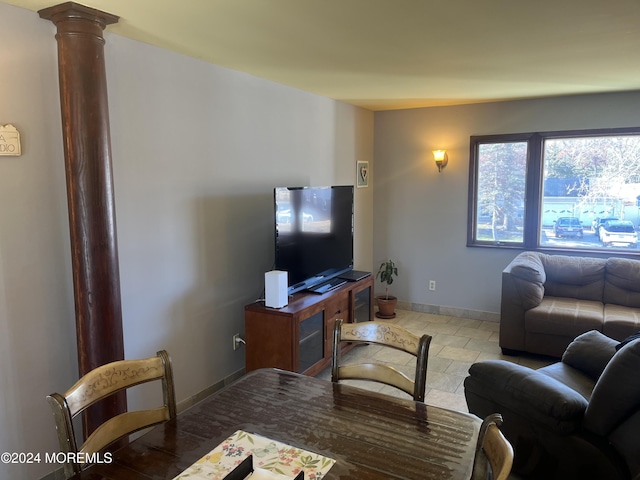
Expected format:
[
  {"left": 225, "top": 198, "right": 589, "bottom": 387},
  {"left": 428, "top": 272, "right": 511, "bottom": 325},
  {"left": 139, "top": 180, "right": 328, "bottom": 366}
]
[{"left": 39, "top": 2, "right": 119, "bottom": 31}]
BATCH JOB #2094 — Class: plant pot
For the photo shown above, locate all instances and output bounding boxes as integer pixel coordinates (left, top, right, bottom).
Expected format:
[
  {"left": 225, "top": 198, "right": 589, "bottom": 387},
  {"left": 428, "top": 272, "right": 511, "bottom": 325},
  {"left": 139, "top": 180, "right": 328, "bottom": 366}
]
[{"left": 375, "top": 295, "right": 397, "bottom": 319}]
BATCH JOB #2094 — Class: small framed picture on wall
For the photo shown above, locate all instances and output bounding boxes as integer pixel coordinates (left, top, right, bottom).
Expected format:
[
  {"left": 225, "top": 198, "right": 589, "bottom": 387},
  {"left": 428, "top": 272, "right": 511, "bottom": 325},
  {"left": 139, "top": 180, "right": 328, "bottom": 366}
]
[{"left": 357, "top": 161, "right": 369, "bottom": 188}]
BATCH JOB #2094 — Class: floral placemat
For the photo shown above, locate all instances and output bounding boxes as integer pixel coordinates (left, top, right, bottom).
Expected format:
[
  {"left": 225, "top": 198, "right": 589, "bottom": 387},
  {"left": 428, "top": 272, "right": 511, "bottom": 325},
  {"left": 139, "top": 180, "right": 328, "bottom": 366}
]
[{"left": 173, "top": 430, "right": 335, "bottom": 479}]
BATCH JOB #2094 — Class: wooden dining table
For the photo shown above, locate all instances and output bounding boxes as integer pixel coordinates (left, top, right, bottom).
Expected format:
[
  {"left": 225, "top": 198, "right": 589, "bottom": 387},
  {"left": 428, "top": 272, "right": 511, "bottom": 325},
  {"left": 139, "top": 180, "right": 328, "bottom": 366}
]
[{"left": 70, "top": 368, "right": 481, "bottom": 479}]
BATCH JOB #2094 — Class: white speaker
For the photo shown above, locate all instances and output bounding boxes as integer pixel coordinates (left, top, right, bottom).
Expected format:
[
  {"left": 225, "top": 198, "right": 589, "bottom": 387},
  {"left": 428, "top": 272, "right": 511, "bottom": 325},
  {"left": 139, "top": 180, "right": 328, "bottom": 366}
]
[{"left": 265, "top": 270, "right": 288, "bottom": 308}]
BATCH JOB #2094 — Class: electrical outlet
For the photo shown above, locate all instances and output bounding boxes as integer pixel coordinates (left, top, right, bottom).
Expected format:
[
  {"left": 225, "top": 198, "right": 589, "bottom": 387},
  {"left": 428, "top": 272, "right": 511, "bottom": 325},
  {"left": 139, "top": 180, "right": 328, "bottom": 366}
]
[
  {"left": 429, "top": 280, "right": 436, "bottom": 291},
  {"left": 233, "top": 333, "right": 241, "bottom": 350}
]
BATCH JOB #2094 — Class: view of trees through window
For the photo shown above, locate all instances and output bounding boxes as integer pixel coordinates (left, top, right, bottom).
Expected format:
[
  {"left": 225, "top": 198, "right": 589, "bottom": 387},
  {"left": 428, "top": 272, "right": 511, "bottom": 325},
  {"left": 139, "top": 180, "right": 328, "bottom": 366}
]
[
  {"left": 475, "top": 142, "right": 527, "bottom": 244},
  {"left": 471, "top": 130, "right": 640, "bottom": 252}
]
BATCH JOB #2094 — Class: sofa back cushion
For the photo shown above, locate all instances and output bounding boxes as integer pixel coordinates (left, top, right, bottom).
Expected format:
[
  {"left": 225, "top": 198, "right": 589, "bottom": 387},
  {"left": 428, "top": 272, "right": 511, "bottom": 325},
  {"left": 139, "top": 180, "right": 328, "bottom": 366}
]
[
  {"left": 583, "top": 338, "right": 640, "bottom": 436},
  {"left": 541, "top": 255, "right": 606, "bottom": 301},
  {"left": 603, "top": 257, "right": 640, "bottom": 308}
]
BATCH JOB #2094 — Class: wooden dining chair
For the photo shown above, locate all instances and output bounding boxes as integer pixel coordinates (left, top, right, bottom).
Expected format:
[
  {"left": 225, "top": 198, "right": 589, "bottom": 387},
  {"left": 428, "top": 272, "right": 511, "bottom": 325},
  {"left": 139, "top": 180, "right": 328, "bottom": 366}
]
[
  {"left": 47, "top": 350, "right": 177, "bottom": 478},
  {"left": 331, "top": 319, "right": 431, "bottom": 401},
  {"left": 471, "top": 413, "right": 514, "bottom": 480}
]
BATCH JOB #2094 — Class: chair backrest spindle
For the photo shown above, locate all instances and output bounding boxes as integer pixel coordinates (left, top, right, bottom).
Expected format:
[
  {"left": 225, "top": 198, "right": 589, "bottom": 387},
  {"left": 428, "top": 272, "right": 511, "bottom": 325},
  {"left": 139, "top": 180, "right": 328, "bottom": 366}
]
[
  {"left": 47, "top": 350, "right": 176, "bottom": 479},
  {"left": 331, "top": 319, "right": 431, "bottom": 401},
  {"left": 472, "top": 413, "right": 514, "bottom": 480}
]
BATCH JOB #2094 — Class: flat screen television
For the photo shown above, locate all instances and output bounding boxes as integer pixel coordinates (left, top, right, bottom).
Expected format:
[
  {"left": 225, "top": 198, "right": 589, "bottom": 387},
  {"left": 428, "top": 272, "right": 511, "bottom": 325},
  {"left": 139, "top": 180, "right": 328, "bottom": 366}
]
[{"left": 274, "top": 185, "right": 354, "bottom": 294}]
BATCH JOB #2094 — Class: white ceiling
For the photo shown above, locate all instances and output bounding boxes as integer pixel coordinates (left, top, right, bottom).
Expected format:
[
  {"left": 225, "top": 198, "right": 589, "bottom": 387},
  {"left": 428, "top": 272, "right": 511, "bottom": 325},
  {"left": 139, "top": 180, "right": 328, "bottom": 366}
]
[{"left": 6, "top": 0, "right": 640, "bottom": 110}]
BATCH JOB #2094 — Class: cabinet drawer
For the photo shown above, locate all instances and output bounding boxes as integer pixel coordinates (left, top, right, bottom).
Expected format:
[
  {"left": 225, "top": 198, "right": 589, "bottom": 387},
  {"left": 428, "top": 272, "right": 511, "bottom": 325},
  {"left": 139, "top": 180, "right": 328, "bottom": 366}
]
[
  {"left": 324, "top": 291, "right": 349, "bottom": 356},
  {"left": 324, "top": 291, "right": 349, "bottom": 320}
]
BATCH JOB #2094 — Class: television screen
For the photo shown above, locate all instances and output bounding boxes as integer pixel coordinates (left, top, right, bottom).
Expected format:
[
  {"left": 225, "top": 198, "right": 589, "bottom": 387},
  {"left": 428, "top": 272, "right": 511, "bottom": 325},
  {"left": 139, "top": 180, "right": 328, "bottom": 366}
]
[{"left": 275, "top": 186, "right": 354, "bottom": 294}]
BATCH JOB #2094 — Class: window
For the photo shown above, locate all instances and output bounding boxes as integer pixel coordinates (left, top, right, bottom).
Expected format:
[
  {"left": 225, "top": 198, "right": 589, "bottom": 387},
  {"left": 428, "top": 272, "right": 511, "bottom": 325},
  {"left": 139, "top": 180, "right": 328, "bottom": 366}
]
[{"left": 468, "top": 128, "right": 640, "bottom": 253}]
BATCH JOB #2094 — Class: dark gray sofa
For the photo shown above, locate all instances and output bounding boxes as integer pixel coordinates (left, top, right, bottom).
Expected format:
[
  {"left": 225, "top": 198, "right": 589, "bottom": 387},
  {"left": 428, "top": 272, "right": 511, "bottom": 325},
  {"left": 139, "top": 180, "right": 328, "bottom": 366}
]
[
  {"left": 500, "top": 251, "right": 640, "bottom": 357},
  {"left": 465, "top": 331, "right": 640, "bottom": 479}
]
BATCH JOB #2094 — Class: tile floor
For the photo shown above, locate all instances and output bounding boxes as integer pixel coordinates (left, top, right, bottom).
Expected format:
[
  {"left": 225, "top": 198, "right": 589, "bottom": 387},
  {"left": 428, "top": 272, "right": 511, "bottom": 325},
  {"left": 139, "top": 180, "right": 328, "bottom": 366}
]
[{"left": 317, "top": 308, "right": 554, "bottom": 413}]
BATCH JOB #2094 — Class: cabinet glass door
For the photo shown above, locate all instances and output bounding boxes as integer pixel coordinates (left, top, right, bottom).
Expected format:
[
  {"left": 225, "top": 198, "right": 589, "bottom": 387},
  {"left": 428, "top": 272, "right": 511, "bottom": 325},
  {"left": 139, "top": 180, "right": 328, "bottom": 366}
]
[
  {"left": 353, "top": 286, "right": 371, "bottom": 323},
  {"left": 299, "top": 311, "right": 324, "bottom": 372}
]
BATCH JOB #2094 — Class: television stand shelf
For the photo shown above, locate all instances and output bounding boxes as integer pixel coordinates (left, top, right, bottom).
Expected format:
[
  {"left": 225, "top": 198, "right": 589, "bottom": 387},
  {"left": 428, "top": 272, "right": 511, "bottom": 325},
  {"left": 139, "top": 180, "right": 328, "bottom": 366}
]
[{"left": 244, "top": 274, "right": 373, "bottom": 376}]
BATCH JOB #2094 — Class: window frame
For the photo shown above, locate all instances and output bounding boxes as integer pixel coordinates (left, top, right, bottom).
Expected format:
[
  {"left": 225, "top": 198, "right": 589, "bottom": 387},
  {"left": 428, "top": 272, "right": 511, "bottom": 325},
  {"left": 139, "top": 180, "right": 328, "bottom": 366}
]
[{"left": 467, "top": 126, "right": 640, "bottom": 255}]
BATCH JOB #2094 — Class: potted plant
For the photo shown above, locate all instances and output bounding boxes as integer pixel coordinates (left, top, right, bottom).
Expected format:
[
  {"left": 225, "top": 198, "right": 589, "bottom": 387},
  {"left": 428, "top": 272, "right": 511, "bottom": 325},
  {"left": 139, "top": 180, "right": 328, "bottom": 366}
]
[{"left": 375, "top": 259, "right": 398, "bottom": 318}]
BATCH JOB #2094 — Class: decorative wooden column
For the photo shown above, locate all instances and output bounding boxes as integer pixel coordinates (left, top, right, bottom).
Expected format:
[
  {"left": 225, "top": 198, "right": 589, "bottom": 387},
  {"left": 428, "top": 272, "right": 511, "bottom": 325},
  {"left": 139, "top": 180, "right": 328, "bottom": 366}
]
[{"left": 39, "top": 2, "right": 125, "bottom": 436}]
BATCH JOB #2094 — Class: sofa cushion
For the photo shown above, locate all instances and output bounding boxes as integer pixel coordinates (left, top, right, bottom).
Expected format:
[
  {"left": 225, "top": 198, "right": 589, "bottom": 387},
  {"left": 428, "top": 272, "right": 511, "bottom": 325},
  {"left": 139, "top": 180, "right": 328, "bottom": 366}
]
[
  {"left": 525, "top": 297, "right": 604, "bottom": 337},
  {"left": 604, "top": 257, "right": 640, "bottom": 308},
  {"left": 561, "top": 330, "right": 618, "bottom": 381},
  {"left": 538, "top": 362, "right": 597, "bottom": 401},
  {"left": 583, "top": 338, "right": 640, "bottom": 436},
  {"left": 603, "top": 304, "right": 640, "bottom": 341},
  {"left": 541, "top": 255, "right": 606, "bottom": 302}
]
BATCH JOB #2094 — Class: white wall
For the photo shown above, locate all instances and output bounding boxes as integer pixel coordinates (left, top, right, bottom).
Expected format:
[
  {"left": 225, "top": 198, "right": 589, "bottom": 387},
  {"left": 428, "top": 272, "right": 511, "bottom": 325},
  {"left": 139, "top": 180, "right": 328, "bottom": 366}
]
[
  {"left": 0, "top": 3, "right": 373, "bottom": 478},
  {"left": 0, "top": 4, "right": 77, "bottom": 479},
  {"left": 373, "top": 91, "right": 640, "bottom": 317}
]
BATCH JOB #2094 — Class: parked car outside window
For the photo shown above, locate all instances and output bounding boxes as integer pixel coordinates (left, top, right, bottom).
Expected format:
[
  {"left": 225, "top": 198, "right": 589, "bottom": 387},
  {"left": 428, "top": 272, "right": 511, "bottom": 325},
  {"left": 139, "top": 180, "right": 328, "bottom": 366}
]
[
  {"left": 600, "top": 220, "right": 638, "bottom": 248},
  {"left": 554, "top": 217, "right": 584, "bottom": 238},
  {"left": 592, "top": 216, "right": 619, "bottom": 235}
]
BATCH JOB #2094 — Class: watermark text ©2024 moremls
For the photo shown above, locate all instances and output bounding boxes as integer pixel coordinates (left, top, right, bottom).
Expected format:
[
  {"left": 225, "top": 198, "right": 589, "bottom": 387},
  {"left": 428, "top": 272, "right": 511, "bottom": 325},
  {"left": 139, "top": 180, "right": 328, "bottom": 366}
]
[{"left": 1, "top": 451, "right": 113, "bottom": 465}]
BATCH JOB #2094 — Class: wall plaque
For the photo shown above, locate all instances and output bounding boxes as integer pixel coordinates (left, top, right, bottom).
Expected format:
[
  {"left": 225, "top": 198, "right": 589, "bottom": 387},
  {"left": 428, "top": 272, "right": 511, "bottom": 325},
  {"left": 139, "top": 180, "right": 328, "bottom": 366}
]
[
  {"left": 356, "top": 161, "right": 369, "bottom": 187},
  {"left": 0, "top": 124, "right": 21, "bottom": 156}
]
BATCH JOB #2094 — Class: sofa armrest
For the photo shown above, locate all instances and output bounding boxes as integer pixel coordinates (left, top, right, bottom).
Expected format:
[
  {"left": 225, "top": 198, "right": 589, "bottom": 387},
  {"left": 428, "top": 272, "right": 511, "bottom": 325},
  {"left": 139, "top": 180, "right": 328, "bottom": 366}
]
[
  {"left": 503, "top": 252, "right": 546, "bottom": 309},
  {"left": 465, "top": 360, "right": 588, "bottom": 434},
  {"left": 562, "top": 330, "right": 618, "bottom": 381},
  {"left": 500, "top": 252, "right": 547, "bottom": 351}
]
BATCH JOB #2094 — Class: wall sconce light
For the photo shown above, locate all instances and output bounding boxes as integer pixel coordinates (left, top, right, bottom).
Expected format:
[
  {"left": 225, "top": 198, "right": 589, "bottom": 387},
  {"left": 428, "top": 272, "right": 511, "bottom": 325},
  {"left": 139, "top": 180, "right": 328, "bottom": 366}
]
[{"left": 432, "top": 150, "right": 448, "bottom": 172}]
